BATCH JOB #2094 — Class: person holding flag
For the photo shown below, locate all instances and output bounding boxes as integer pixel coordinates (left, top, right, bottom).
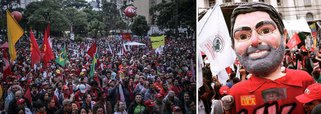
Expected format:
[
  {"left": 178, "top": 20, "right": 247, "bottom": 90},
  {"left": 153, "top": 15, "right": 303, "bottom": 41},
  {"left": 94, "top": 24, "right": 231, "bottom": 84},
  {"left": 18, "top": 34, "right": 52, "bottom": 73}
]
[{"left": 87, "top": 42, "right": 98, "bottom": 78}]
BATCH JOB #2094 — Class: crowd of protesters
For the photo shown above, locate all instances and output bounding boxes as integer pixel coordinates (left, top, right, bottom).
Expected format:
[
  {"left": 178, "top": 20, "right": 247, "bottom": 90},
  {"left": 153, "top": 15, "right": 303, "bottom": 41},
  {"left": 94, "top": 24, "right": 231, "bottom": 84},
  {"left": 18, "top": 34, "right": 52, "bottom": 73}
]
[{"left": 0, "top": 34, "right": 196, "bottom": 114}]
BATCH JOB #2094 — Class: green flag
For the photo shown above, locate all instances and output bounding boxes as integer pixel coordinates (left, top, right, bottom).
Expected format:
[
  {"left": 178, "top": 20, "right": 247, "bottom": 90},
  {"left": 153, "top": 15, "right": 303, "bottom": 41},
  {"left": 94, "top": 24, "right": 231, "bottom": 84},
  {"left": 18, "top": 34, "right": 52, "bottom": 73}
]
[
  {"left": 55, "top": 45, "right": 67, "bottom": 67},
  {"left": 89, "top": 54, "right": 97, "bottom": 77}
]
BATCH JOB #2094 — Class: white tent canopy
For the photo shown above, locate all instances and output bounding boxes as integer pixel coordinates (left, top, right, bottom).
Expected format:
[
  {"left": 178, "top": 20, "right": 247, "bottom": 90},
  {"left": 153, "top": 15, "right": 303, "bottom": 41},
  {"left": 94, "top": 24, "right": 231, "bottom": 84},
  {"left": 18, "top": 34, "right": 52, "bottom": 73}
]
[{"left": 124, "top": 41, "right": 146, "bottom": 46}]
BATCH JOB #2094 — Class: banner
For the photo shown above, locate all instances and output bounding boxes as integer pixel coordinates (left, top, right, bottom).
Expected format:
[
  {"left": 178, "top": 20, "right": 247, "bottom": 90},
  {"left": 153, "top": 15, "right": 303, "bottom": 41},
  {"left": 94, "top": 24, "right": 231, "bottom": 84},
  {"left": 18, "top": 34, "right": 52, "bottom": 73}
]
[
  {"left": 150, "top": 35, "right": 165, "bottom": 49},
  {"left": 197, "top": 4, "right": 236, "bottom": 82}
]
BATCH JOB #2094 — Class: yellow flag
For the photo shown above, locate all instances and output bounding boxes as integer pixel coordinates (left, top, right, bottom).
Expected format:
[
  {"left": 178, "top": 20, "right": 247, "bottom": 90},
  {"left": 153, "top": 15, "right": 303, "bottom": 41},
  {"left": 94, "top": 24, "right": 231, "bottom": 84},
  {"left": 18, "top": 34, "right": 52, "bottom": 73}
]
[{"left": 7, "top": 10, "right": 23, "bottom": 62}]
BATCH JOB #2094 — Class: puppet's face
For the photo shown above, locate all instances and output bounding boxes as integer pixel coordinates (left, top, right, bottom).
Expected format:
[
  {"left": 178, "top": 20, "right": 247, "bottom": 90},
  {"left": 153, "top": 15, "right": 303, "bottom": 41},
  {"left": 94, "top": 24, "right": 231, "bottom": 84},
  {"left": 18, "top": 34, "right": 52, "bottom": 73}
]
[{"left": 233, "top": 11, "right": 285, "bottom": 77}]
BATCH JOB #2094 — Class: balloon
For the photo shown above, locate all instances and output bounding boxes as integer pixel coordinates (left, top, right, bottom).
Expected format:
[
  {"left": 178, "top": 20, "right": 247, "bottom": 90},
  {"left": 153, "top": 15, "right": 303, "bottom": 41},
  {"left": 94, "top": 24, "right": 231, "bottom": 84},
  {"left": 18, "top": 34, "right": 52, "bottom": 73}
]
[
  {"left": 124, "top": 6, "right": 137, "bottom": 18},
  {"left": 11, "top": 11, "right": 22, "bottom": 22}
]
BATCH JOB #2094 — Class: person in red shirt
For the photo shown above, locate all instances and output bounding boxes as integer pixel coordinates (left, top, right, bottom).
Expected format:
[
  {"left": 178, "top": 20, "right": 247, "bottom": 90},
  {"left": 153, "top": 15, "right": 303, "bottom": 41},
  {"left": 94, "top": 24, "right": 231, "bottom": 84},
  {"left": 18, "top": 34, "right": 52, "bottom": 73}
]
[{"left": 223, "top": 2, "right": 315, "bottom": 114}]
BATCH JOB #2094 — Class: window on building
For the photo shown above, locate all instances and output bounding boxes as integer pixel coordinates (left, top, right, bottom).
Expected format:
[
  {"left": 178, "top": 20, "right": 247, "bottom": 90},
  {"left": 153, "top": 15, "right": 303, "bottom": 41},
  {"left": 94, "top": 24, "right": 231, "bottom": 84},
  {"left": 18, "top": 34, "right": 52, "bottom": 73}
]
[
  {"left": 277, "top": 0, "right": 281, "bottom": 6},
  {"left": 304, "top": 0, "right": 311, "bottom": 6},
  {"left": 306, "top": 13, "right": 314, "bottom": 21}
]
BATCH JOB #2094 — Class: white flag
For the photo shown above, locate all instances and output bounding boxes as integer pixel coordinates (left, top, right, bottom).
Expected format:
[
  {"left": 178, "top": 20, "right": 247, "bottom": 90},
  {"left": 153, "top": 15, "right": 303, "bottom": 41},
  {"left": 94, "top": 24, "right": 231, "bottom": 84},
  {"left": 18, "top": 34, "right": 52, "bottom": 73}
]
[
  {"left": 197, "top": 4, "right": 236, "bottom": 82},
  {"left": 197, "top": 49, "right": 204, "bottom": 90}
]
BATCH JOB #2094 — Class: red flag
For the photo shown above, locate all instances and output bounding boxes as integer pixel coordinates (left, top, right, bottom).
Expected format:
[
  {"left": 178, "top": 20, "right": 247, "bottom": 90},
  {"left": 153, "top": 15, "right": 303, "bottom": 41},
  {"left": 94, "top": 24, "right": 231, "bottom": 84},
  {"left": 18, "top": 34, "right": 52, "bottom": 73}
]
[
  {"left": 2, "top": 49, "right": 12, "bottom": 80},
  {"left": 225, "top": 67, "right": 233, "bottom": 75},
  {"left": 121, "top": 32, "right": 131, "bottom": 41},
  {"left": 30, "top": 30, "right": 41, "bottom": 67},
  {"left": 87, "top": 42, "right": 97, "bottom": 58},
  {"left": 24, "top": 87, "right": 32, "bottom": 103},
  {"left": 43, "top": 23, "right": 54, "bottom": 66},
  {"left": 286, "top": 32, "right": 301, "bottom": 49}
]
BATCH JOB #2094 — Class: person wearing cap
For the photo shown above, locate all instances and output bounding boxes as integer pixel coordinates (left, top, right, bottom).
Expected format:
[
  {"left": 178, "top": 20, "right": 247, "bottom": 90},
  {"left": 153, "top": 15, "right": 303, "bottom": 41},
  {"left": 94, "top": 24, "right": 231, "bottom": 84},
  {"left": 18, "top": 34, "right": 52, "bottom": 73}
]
[
  {"left": 16, "top": 98, "right": 32, "bottom": 114},
  {"left": 8, "top": 90, "right": 32, "bottom": 114},
  {"left": 296, "top": 83, "right": 321, "bottom": 114},
  {"left": 74, "top": 84, "right": 87, "bottom": 106},
  {"left": 142, "top": 99, "right": 158, "bottom": 114},
  {"left": 224, "top": 2, "right": 315, "bottom": 113},
  {"left": 154, "top": 93, "right": 164, "bottom": 113}
]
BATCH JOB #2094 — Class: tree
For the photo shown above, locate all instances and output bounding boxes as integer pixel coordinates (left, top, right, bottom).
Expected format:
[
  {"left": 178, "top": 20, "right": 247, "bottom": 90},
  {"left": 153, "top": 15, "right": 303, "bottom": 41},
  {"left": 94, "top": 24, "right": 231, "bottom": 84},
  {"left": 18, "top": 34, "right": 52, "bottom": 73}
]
[
  {"left": 101, "top": 1, "right": 126, "bottom": 36},
  {"left": 64, "top": 7, "right": 88, "bottom": 36},
  {"left": 131, "top": 15, "right": 149, "bottom": 36},
  {"left": 86, "top": 18, "right": 106, "bottom": 38},
  {"left": 150, "top": 0, "right": 196, "bottom": 31},
  {"left": 24, "top": 0, "right": 70, "bottom": 37}
]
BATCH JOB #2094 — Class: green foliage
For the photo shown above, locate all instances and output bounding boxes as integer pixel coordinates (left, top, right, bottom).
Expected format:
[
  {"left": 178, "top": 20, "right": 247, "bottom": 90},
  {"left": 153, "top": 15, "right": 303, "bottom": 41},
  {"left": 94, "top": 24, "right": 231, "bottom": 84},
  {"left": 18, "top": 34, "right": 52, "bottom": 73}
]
[
  {"left": 64, "top": 7, "right": 88, "bottom": 36},
  {"left": 86, "top": 18, "right": 106, "bottom": 38},
  {"left": 24, "top": 0, "right": 70, "bottom": 37},
  {"left": 150, "top": 0, "right": 196, "bottom": 31},
  {"left": 131, "top": 15, "right": 149, "bottom": 36},
  {"left": 1, "top": 0, "right": 127, "bottom": 39},
  {"left": 74, "top": 35, "right": 83, "bottom": 42},
  {"left": 101, "top": 1, "right": 126, "bottom": 35}
]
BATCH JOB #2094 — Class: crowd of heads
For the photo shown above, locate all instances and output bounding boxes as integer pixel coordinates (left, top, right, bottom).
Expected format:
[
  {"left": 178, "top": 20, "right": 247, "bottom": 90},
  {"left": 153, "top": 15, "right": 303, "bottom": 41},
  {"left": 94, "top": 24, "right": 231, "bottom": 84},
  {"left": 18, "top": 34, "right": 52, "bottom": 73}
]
[{"left": 0, "top": 34, "right": 196, "bottom": 114}]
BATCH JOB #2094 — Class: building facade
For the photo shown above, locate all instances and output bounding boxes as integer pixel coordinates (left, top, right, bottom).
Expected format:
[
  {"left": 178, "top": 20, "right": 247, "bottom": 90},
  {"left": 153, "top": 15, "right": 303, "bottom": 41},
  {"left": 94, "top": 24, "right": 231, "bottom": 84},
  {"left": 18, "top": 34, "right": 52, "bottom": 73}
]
[{"left": 198, "top": 0, "right": 321, "bottom": 21}]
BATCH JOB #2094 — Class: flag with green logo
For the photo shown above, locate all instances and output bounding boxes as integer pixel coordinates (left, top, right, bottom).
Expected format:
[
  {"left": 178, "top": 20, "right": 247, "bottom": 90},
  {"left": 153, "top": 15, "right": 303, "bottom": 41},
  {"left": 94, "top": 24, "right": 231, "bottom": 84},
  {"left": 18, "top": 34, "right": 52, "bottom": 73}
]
[
  {"left": 89, "top": 54, "right": 97, "bottom": 77},
  {"left": 55, "top": 45, "right": 67, "bottom": 67}
]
